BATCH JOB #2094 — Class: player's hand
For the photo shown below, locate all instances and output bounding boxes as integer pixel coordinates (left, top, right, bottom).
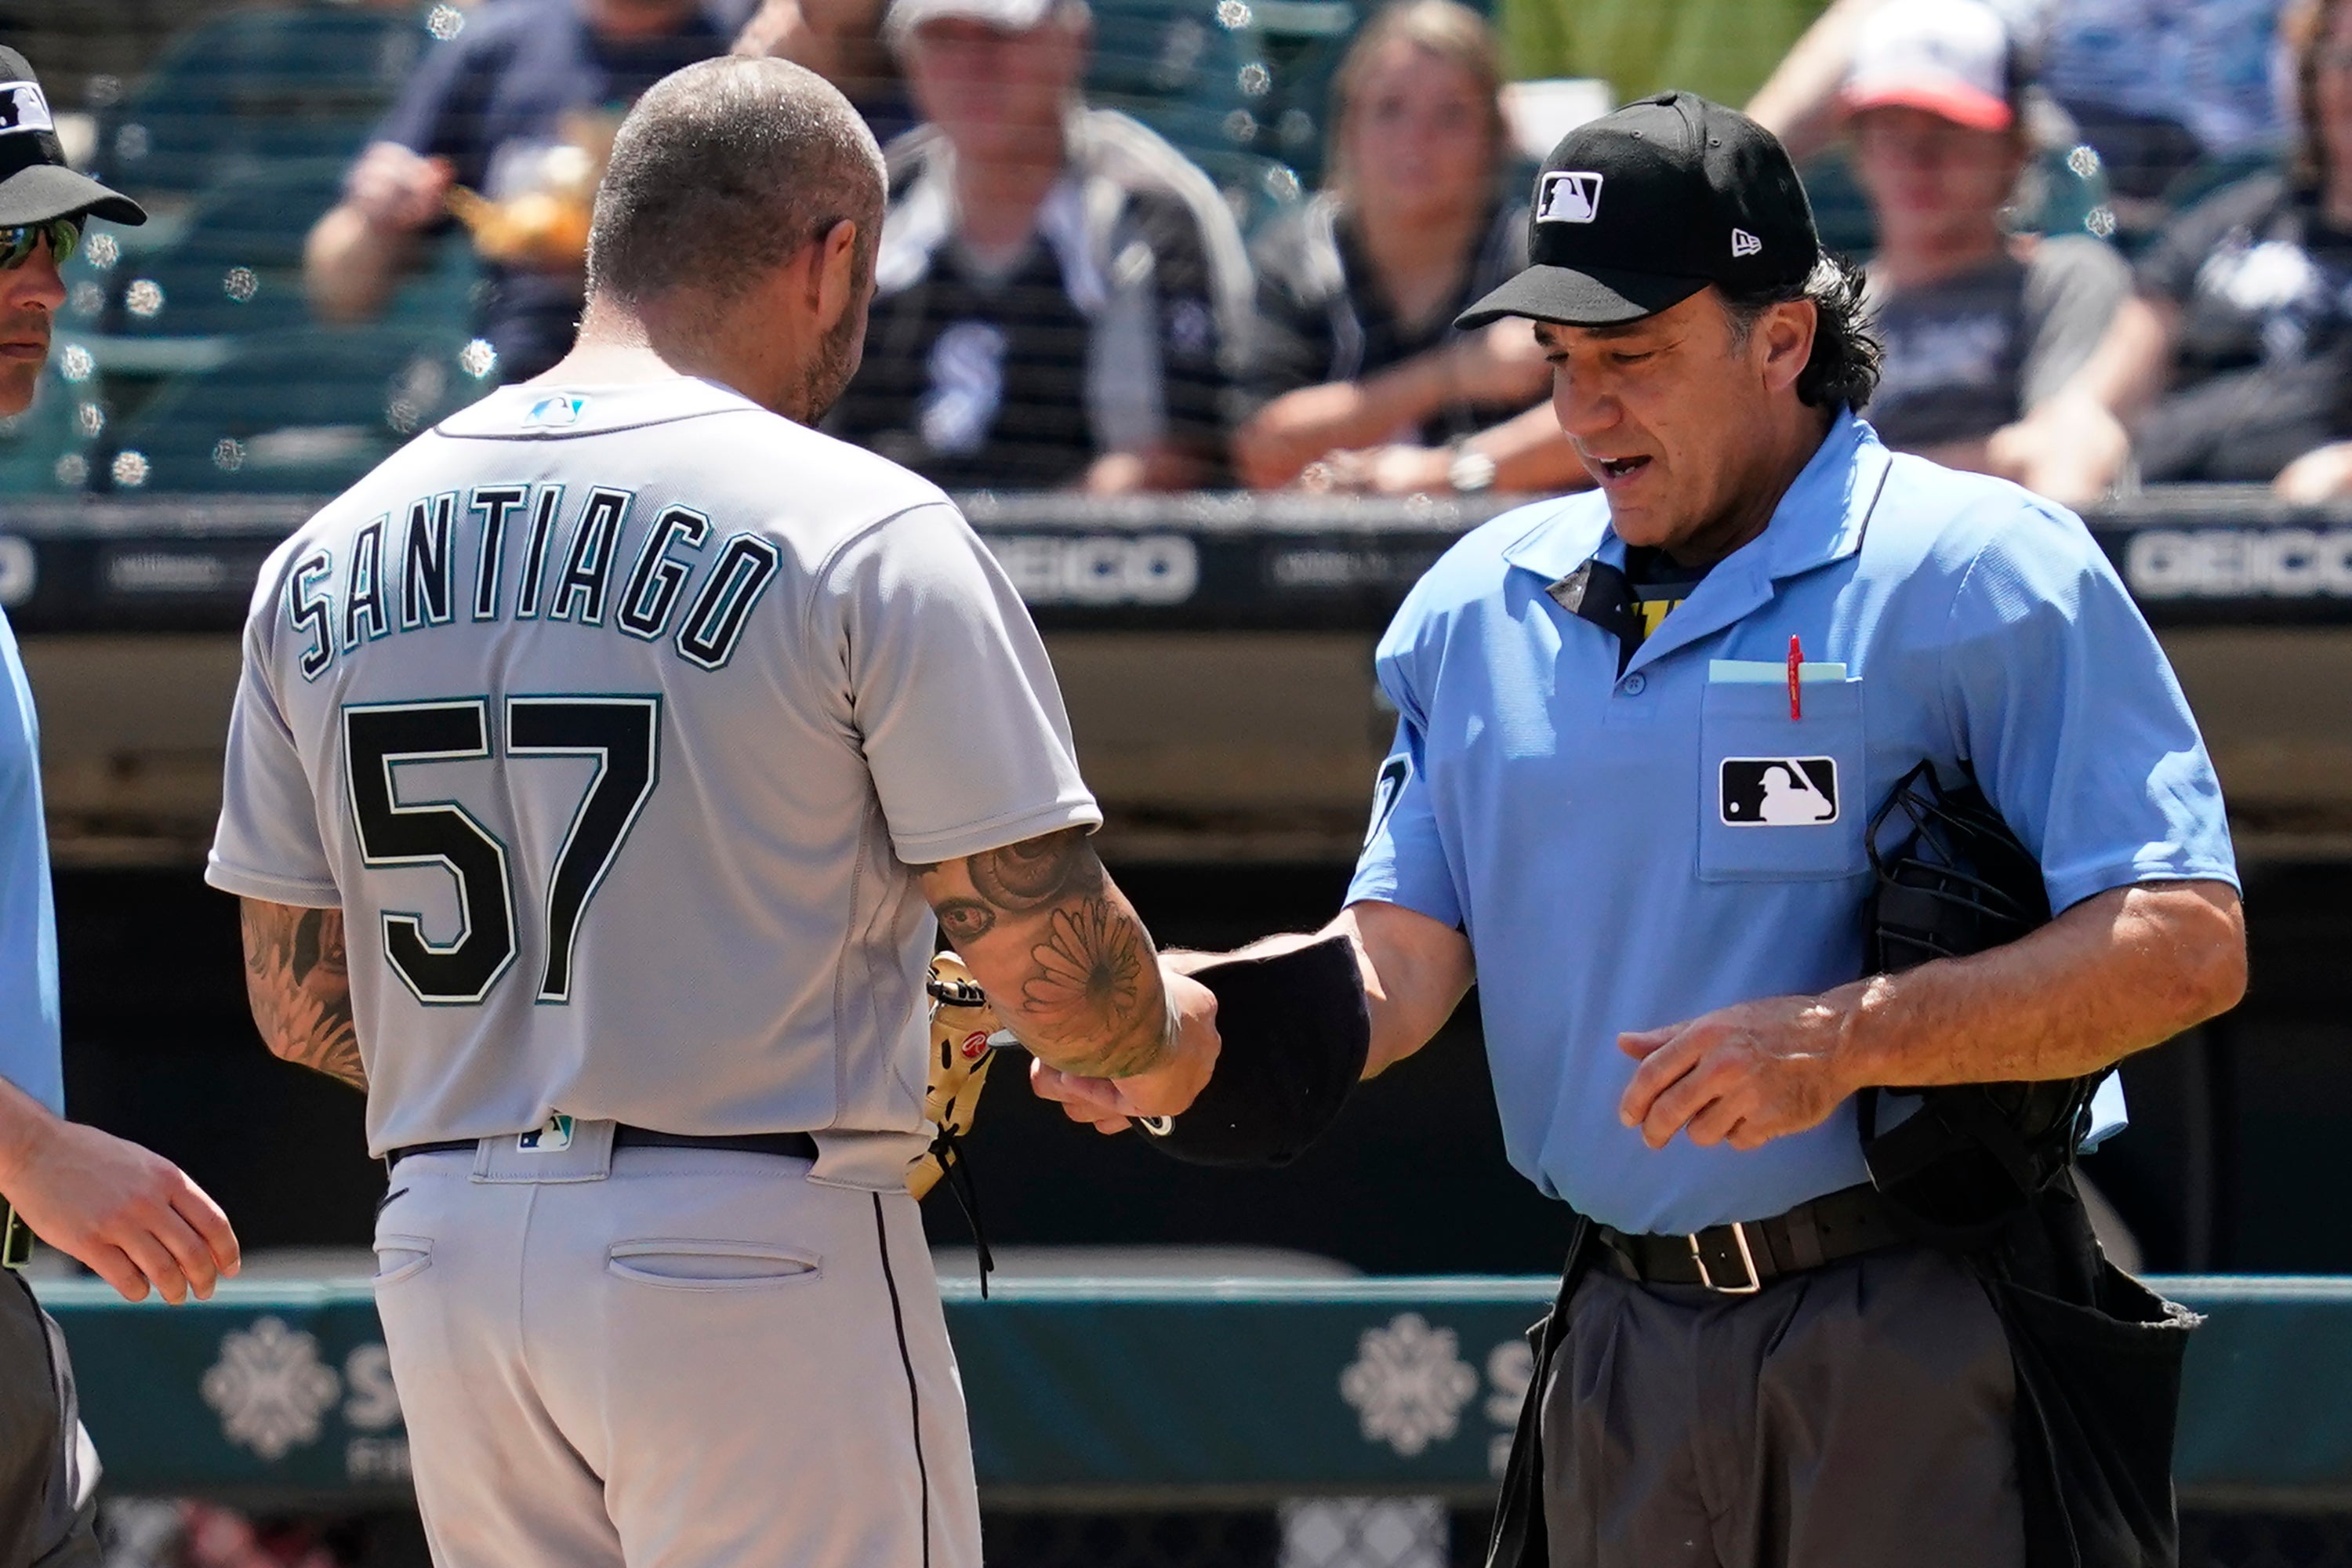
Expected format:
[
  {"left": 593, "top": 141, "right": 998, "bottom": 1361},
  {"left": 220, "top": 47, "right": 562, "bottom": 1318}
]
[
  {"left": 344, "top": 142, "right": 454, "bottom": 234},
  {"left": 1615, "top": 993, "right": 1857, "bottom": 1152},
  {"left": 0, "top": 1118, "right": 241, "bottom": 1304},
  {"left": 1030, "top": 969, "right": 1220, "bottom": 1134}
]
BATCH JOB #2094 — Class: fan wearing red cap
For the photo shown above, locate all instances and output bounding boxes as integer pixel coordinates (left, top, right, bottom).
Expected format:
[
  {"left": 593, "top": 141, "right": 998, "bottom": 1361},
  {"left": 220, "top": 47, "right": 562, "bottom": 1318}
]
[
  {"left": 0, "top": 45, "right": 243, "bottom": 1568},
  {"left": 1840, "top": 0, "right": 2132, "bottom": 474}
]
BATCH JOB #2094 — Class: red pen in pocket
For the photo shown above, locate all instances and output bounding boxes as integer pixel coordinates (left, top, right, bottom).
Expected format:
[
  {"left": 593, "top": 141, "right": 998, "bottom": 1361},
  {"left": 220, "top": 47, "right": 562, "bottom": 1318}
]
[{"left": 1788, "top": 634, "right": 1803, "bottom": 720}]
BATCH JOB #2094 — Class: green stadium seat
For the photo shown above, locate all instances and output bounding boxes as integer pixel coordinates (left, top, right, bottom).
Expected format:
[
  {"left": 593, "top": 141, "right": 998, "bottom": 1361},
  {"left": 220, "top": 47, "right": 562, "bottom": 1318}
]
[
  {"left": 1086, "top": 0, "right": 1264, "bottom": 169},
  {"left": 84, "top": 159, "right": 346, "bottom": 342},
  {"left": 2159, "top": 150, "right": 2285, "bottom": 220},
  {"left": 0, "top": 369, "right": 99, "bottom": 496},
  {"left": 90, "top": 5, "right": 428, "bottom": 198},
  {"left": 93, "top": 325, "right": 494, "bottom": 495}
]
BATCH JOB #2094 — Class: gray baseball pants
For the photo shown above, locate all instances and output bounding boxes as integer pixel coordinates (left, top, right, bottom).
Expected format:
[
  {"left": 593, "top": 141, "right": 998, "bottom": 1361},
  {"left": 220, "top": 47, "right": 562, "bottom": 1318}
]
[
  {"left": 0, "top": 1269, "right": 97, "bottom": 1568},
  {"left": 374, "top": 1134, "right": 982, "bottom": 1568},
  {"left": 1541, "top": 1240, "right": 2024, "bottom": 1568}
]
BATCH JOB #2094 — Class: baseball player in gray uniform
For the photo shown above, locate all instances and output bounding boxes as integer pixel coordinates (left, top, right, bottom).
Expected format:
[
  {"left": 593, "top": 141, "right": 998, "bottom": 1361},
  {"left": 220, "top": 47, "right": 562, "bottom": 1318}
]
[{"left": 206, "top": 57, "right": 1215, "bottom": 1567}]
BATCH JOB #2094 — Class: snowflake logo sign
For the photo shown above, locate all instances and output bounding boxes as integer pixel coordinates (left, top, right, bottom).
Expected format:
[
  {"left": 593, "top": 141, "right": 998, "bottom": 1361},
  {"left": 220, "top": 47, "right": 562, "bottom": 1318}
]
[
  {"left": 1339, "top": 1312, "right": 1478, "bottom": 1457},
  {"left": 201, "top": 1316, "right": 343, "bottom": 1461}
]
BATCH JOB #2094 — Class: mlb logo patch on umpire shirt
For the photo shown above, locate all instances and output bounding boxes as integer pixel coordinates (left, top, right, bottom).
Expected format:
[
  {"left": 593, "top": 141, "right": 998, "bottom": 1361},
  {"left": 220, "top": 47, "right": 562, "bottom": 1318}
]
[{"left": 1720, "top": 757, "right": 1838, "bottom": 826}]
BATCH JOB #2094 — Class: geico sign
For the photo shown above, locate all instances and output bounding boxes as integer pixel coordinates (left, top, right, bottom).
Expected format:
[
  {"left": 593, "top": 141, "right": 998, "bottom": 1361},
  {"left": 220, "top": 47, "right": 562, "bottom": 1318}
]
[
  {"left": 2125, "top": 528, "right": 2352, "bottom": 597},
  {"left": 987, "top": 534, "right": 1199, "bottom": 606}
]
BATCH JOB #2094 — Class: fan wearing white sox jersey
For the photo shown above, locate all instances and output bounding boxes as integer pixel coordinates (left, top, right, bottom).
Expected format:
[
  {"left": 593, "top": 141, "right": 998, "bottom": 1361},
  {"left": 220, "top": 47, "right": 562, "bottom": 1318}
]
[{"left": 208, "top": 56, "right": 1215, "bottom": 1568}]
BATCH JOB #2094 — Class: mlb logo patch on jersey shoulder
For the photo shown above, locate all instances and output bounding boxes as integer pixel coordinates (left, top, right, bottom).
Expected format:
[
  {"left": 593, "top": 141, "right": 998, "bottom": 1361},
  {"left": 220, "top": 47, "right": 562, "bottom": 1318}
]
[
  {"left": 523, "top": 394, "right": 588, "bottom": 428},
  {"left": 1720, "top": 757, "right": 1838, "bottom": 826},
  {"left": 1537, "top": 171, "right": 1604, "bottom": 224}
]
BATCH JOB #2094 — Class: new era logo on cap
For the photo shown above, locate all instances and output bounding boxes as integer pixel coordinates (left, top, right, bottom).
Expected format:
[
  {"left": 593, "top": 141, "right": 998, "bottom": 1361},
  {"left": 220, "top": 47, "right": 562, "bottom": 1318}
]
[
  {"left": 1731, "top": 227, "right": 1762, "bottom": 257},
  {"left": 1536, "top": 170, "right": 1604, "bottom": 224},
  {"left": 0, "top": 83, "right": 53, "bottom": 136}
]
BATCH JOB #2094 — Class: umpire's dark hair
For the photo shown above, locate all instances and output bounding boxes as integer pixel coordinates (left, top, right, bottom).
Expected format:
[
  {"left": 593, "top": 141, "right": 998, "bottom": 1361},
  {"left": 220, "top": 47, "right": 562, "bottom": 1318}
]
[
  {"left": 1720, "top": 252, "right": 1883, "bottom": 412},
  {"left": 586, "top": 56, "right": 886, "bottom": 305}
]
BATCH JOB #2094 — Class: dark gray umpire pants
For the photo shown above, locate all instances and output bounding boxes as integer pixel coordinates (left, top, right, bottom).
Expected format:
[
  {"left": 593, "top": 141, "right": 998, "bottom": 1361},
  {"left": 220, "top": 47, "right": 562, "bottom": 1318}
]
[
  {"left": 1540, "top": 1242, "right": 2024, "bottom": 1568},
  {"left": 0, "top": 1270, "right": 98, "bottom": 1568}
]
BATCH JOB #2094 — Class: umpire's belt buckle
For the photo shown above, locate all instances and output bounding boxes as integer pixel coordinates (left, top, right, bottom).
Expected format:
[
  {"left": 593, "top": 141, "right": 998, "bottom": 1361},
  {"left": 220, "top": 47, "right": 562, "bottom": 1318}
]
[{"left": 1690, "top": 1221, "right": 1761, "bottom": 1294}]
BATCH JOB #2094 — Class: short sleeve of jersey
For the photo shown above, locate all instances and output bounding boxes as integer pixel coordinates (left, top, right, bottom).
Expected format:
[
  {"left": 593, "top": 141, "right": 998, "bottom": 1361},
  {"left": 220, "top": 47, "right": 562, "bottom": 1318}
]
[
  {"left": 1346, "top": 712, "right": 1463, "bottom": 930},
  {"left": 1940, "top": 506, "right": 2239, "bottom": 913},
  {"left": 205, "top": 575, "right": 339, "bottom": 908},
  {"left": 820, "top": 503, "right": 1102, "bottom": 862},
  {"left": 0, "top": 615, "right": 62, "bottom": 1116}
]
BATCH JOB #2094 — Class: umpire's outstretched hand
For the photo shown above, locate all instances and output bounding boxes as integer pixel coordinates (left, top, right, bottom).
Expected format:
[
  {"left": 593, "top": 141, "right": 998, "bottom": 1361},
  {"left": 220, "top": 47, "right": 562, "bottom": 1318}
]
[{"left": 0, "top": 1076, "right": 240, "bottom": 1303}]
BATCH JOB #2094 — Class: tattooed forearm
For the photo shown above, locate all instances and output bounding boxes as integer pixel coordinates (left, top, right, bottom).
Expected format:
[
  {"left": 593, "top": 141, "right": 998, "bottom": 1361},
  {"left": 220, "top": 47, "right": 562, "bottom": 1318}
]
[
  {"left": 239, "top": 899, "right": 366, "bottom": 1091},
  {"left": 911, "top": 828, "right": 1172, "bottom": 1078}
]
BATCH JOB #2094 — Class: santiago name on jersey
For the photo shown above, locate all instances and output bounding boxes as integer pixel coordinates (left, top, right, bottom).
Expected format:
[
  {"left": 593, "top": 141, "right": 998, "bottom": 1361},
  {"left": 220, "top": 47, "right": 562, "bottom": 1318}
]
[{"left": 207, "top": 378, "right": 1100, "bottom": 1162}]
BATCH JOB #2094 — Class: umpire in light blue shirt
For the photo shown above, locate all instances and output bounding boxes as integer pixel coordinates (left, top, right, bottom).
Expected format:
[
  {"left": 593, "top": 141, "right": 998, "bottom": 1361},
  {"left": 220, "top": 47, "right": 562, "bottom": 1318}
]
[
  {"left": 0, "top": 48, "right": 241, "bottom": 1568},
  {"left": 1039, "top": 92, "right": 2245, "bottom": 1568}
]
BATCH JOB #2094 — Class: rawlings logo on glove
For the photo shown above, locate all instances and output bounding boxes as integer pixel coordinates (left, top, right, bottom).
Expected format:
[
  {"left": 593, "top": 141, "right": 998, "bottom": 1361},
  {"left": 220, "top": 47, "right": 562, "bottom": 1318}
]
[{"left": 908, "top": 952, "right": 1006, "bottom": 1200}]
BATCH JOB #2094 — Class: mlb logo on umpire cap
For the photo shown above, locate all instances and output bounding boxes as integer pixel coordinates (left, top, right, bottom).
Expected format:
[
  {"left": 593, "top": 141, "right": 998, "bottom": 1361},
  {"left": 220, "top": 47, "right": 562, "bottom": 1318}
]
[
  {"left": 1720, "top": 757, "right": 1838, "bottom": 826},
  {"left": 1536, "top": 171, "right": 1604, "bottom": 224},
  {"left": 0, "top": 82, "right": 53, "bottom": 135}
]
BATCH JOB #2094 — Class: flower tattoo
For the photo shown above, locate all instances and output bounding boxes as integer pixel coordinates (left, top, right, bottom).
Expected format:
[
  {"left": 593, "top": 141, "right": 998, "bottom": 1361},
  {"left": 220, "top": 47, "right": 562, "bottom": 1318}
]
[{"left": 1022, "top": 899, "right": 1144, "bottom": 1033}]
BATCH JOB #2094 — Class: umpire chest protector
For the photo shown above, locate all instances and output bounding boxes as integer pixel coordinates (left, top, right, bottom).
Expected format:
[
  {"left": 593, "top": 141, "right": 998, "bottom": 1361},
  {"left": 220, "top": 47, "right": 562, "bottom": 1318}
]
[{"left": 1858, "top": 760, "right": 2104, "bottom": 1242}]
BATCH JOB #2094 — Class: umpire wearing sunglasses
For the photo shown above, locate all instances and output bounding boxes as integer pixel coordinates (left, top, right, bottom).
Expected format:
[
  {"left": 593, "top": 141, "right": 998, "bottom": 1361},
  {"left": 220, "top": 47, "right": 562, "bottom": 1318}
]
[{"left": 0, "top": 47, "right": 241, "bottom": 1568}]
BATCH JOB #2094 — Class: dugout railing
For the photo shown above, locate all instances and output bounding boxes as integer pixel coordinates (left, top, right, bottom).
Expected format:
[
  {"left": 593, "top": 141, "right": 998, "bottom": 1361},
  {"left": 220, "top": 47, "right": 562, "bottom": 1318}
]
[
  {"left": 40, "top": 1274, "right": 2352, "bottom": 1566},
  {"left": 13, "top": 488, "right": 2352, "bottom": 869}
]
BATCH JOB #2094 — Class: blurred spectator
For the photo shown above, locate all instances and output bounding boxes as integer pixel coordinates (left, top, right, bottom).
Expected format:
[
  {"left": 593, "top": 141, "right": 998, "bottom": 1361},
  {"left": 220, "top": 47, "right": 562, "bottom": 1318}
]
[
  {"left": 1236, "top": 2, "right": 1583, "bottom": 494},
  {"left": 1844, "top": 0, "right": 2129, "bottom": 472},
  {"left": 1502, "top": 0, "right": 1828, "bottom": 110},
  {"left": 1752, "top": 0, "right": 2287, "bottom": 202},
  {"left": 303, "top": 0, "right": 732, "bottom": 383},
  {"left": 1236, "top": 0, "right": 1585, "bottom": 496},
  {"left": 1996, "top": 0, "right": 2352, "bottom": 499},
  {"left": 826, "top": 0, "right": 1249, "bottom": 492},
  {"left": 734, "top": 0, "right": 916, "bottom": 143}
]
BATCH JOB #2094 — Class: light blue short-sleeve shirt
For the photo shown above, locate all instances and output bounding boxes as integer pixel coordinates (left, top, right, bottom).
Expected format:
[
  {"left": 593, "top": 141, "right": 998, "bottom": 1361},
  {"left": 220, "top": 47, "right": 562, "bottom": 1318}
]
[
  {"left": 1348, "top": 411, "right": 2238, "bottom": 1236},
  {"left": 0, "top": 608, "right": 61, "bottom": 1117}
]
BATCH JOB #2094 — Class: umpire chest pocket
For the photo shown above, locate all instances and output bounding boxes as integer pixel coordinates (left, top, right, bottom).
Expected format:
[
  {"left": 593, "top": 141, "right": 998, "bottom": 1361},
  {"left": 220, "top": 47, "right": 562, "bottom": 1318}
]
[{"left": 1697, "top": 677, "right": 1867, "bottom": 883}]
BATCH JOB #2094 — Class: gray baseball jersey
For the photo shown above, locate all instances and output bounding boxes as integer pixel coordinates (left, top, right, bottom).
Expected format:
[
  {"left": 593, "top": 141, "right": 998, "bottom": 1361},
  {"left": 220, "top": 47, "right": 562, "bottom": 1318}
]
[{"left": 207, "top": 377, "right": 1099, "bottom": 1158}]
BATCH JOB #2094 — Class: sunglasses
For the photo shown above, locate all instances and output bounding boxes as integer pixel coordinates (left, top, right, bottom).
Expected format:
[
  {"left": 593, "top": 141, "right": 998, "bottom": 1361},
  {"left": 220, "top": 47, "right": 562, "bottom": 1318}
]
[{"left": 0, "top": 219, "right": 80, "bottom": 270}]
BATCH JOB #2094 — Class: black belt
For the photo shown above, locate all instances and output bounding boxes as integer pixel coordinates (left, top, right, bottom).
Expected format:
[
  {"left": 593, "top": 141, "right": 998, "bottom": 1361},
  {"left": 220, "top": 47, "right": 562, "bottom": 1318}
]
[
  {"left": 1595, "top": 1181, "right": 1910, "bottom": 1294},
  {"left": 388, "top": 1127, "right": 819, "bottom": 1167}
]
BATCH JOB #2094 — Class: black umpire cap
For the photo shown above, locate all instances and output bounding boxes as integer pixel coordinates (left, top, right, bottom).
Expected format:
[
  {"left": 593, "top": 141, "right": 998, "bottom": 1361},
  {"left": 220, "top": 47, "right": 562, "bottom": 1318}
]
[
  {"left": 0, "top": 48, "right": 145, "bottom": 230},
  {"left": 1457, "top": 91, "right": 1817, "bottom": 330}
]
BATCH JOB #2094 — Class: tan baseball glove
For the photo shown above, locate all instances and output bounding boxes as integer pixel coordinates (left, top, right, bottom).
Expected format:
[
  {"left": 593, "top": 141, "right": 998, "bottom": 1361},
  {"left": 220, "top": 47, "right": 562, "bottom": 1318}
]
[{"left": 908, "top": 952, "right": 1005, "bottom": 1200}]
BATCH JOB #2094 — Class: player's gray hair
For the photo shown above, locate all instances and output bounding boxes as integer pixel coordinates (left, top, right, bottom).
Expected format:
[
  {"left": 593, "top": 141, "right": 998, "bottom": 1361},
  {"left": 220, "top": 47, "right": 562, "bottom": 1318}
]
[{"left": 587, "top": 56, "right": 887, "bottom": 306}]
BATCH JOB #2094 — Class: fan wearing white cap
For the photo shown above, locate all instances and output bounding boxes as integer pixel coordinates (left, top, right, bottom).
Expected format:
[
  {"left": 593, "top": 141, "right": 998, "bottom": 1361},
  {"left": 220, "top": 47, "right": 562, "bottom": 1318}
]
[
  {"left": 822, "top": 0, "right": 1250, "bottom": 490},
  {"left": 0, "top": 43, "right": 243, "bottom": 1568},
  {"left": 1842, "top": 0, "right": 2131, "bottom": 476}
]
